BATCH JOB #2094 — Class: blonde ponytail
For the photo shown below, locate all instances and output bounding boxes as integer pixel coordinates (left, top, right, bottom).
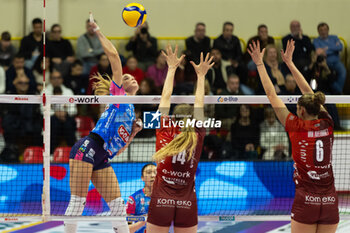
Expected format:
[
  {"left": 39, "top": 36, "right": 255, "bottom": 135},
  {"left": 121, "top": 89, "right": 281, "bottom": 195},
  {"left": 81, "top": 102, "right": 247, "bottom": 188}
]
[
  {"left": 153, "top": 127, "right": 198, "bottom": 162},
  {"left": 92, "top": 73, "right": 112, "bottom": 95}
]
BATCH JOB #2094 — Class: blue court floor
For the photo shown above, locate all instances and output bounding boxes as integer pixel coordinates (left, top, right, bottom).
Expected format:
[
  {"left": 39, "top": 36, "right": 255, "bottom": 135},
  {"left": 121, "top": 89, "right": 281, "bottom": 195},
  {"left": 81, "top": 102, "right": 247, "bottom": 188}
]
[{"left": 2, "top": 220, "right": 350, "bottom": 233}]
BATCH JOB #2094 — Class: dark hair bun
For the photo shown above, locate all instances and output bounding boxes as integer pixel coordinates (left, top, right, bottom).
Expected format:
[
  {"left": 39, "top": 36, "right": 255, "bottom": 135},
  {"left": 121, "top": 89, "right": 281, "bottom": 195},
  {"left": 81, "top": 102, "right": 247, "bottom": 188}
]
[{"left": 314, "top": 91, "right": 325, "bottom": 105}]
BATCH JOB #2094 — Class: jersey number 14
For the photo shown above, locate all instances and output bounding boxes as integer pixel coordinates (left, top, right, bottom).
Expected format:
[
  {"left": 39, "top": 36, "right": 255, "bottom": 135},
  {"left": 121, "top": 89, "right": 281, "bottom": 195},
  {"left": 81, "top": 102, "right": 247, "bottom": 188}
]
[{"left": 172, "top": 150, "right": 186, "bottom": 165}]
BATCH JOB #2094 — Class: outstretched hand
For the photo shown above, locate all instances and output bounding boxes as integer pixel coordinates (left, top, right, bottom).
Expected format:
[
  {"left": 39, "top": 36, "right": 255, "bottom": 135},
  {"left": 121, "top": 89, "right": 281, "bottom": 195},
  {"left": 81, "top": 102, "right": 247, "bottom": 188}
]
[
  {"left": 161, "top": 44, "right": 185, "bottom": 69},
  {"left": 281, "top": 39, "right": 295, "bottom": 65},
  {"left": 190, "top": 52, "right": 214, "bottom": 77},
  {"left": 247, "top": 41, "right": 265, "bottom": 66},
  {"left": 89, "top": 12, "right": 100, "bottom": 32}
]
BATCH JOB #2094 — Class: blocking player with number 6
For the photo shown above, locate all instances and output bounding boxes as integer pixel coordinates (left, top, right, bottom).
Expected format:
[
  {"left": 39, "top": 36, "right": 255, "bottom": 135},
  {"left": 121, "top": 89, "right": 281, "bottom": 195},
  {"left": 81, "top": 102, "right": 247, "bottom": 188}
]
[{"left": 248, "top": 39, "right": 338, "bottom": 233}]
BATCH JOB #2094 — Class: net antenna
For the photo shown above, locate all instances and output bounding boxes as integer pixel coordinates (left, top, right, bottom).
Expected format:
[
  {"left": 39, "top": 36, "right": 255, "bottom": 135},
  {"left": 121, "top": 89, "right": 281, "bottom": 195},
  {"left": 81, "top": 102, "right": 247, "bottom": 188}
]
[{"left": 42, "top": 0, "right": 51, "bottom": 222}]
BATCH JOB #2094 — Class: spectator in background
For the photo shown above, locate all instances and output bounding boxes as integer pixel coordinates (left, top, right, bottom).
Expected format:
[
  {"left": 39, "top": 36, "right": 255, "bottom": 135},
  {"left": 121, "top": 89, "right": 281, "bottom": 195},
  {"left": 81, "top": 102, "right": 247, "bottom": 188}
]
[
  {"left": 309, "top": 48, "right": 335, "bottom": 94},
  {"left": 205, "top": 48, "right": 254, "bottom": 94},
  {"left": 126, "top": 22, "right": 158, "bottom": 71},
  {"left": 256, "top": 45, "right": 288, "bottom": 94},
  {"left": 215, "top": 74, "right": 244, "bottom": 132},
  {"left": 213, "top": 22, "right": 247, "bottom": 82},
  {"left": 282, "top": 20, "right": 314, "bottom": 79},
  {"left": 185, "top": 22, "right": 211, "bottom": 64},
  {"left": 43, "top": 70, "right": 77, "bottom": 116},
  {"left": 126, "top": 163, "right": 157, "bottom": 233},
  {"left": 86, "top": 53, "right": 112, "bottom": 95},
  {"left": 260, "top": 107, "right": 289, "bottom": 160},
  {"left": 313, "top": 22, "right": 346, "bottom": 94},
  {"left": 279, "top": 74, "right": 301, "bottom": 114},
  {"left": 173, "top": 51, "right": 197, "bottom": 95},
  {"left": 32, "top": 56, "right": 50, "bottom": 92},
  {"left": 64, "top": 60, "right": 89, "bottom": 95},
  {"left": 0, "top": 31, "right": 17, "bottom": 69},
  {"left": 76, "top": 19, "right": 104, "bottom": 75},
  {"left": 231, "top": 104, "right": 260, "bottom": 160},
  {"left": 135, "top": 78, "right": 158, "bottom": 138},
  {"left": 51, "top": 86, "right": 77, "bottom": 153},
  {"left": 146, "top": 50, "right": 167, "bottom": 88},
  {"left": 6, "top": 53, "right": 37, "bottom": 93},
  {"left": 1, "top": 73, "right": 42, "bottom": 162},
  {"left": 137, "top": 78, "right": 158, "bottom": 96},
  {"left": 123, "top": 56, "right": 145, "bottom": 84},
  {"left": 205, "top": 48, "right": 232, "bottom": 94},
  {"left": 19, "top": 18, "right": 43, "bottom": 69},
  {"left": 47, "top": 24, "right": 75, "bottom": 77},
  {"left": 244, "top": 24, "right": 274, "bottom": 70}
]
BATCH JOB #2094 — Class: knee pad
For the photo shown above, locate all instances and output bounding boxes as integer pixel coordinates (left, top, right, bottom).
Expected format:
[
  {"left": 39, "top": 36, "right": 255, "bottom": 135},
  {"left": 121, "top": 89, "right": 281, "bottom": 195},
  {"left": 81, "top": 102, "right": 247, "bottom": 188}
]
[
  {"left": 65, "top": 195, "right": 86, "bottom": 216},
  {"left": 108, "top": 197, "right": 127, "bottom": 216}
]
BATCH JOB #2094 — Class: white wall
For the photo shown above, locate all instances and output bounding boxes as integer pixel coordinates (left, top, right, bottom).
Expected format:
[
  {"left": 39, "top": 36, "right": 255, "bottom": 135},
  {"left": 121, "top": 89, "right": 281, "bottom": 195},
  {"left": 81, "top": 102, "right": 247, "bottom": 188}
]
[
  {"left": 0, "top": 0, "right": 24, "bottom": 38},
  {"left": 56, "top": 0, "right": 350, "bottom": 42},
  {"left": 1, "top": 0, "right": 349, "bottom": 41}
]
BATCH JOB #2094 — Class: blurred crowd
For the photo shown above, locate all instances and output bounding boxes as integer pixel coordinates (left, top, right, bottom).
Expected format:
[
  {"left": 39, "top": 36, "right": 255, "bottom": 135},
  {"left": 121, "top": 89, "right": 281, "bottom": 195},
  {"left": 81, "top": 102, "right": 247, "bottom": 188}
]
[{"left": 0, "top": 18, "right": 347, "bottom": 162}]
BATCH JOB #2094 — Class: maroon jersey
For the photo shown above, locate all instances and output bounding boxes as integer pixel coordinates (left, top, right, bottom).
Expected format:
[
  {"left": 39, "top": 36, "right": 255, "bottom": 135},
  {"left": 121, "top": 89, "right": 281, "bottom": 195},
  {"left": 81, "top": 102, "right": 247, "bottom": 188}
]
[
  {"left": 285, "top": 111, "right": 335, "bottom": 193},
  {"left": 153, "top": 117, "right": 206, "bottom": 198}
]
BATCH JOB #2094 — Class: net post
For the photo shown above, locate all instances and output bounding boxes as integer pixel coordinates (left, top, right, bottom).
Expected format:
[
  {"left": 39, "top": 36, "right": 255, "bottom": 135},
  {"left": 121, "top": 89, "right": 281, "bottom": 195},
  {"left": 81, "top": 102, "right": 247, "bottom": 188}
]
[{"left": 42, "top": 94, "right": 51, "bottom": 221}]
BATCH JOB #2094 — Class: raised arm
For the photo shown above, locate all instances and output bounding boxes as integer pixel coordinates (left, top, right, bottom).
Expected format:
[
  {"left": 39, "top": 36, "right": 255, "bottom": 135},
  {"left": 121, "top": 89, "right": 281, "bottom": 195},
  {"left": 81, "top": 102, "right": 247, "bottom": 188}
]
[
  {"left": 89, "top": 13, "right": 123, "bottom": 86},
  {"left": 248, "top": 41, "right": 290, "bottom": 126},
  {"left": 281, "top": 39, "right": 313, "bottom": 95},
  {"left": 158, "top": 45, "right": 185, "bottom": 116},
  {"left": 190, "top": 52, "right": 214, "bottom": 121},
  {"left": 281, "top": 40, "right": 327, "bottom": 112}
]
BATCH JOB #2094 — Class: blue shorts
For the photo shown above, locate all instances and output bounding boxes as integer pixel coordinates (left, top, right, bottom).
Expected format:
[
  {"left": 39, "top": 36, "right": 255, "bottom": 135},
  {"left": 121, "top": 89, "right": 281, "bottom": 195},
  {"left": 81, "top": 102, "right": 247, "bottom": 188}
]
[{"left": 69, "top": 133, "right": 111, "bottom": 171}]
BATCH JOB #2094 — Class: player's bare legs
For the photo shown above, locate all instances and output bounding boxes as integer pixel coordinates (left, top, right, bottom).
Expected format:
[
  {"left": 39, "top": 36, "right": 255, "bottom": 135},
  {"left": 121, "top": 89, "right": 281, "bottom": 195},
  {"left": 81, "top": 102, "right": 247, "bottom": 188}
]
[
  {"left": 92, "top": 167, "right": 129, "bottom": 233},
  {"left": 174, "top": 225, "right": 197, "bottom": 233},
  {"left": 146, "top": 222, "right": 170, "bottom": 233},
  {"left": 64, "top": 159, "right": 93, "bottom": 233},
  {"left": 316, "top": 223, "right": 338, "bottom": 233},
  {"left": 69, "top": 159, "right": 93, "bottom": 197},
  {"left": 91, "top": 167, "right": 121, "bottom": 202},
  {"left": 291, "top": 219, "right": 317, "bottom": 233}
]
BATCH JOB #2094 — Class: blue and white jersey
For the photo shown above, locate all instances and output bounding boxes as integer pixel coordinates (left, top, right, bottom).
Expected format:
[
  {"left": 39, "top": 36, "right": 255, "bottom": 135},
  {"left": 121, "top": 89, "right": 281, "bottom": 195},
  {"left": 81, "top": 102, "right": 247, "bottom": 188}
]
[
  {"left": 126, "top": 189, "right": 150, "bottom": 233},
  {"left": 92, "top": 81, "right": 135, "bottom": 159}
]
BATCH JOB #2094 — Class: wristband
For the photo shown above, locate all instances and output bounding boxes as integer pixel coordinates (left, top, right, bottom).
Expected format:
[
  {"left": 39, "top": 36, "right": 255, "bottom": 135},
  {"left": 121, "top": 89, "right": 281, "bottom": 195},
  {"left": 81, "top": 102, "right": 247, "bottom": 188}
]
[{"left": 89, "top": 12, "right": 100, "bottom": 32}]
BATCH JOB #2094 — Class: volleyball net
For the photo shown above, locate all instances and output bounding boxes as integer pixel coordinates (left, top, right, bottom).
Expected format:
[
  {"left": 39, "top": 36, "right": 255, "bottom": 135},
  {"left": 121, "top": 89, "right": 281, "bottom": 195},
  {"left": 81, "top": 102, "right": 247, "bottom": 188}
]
[{"left": 0, "top": 95, "right": 350, "bottom": 222}]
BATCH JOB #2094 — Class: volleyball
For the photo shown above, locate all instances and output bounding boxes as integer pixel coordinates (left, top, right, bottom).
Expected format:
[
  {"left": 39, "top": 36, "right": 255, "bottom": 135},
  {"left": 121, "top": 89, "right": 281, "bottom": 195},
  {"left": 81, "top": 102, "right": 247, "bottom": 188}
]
[{"left": 122, "top": 3, "right": 147, "bottom": 27}]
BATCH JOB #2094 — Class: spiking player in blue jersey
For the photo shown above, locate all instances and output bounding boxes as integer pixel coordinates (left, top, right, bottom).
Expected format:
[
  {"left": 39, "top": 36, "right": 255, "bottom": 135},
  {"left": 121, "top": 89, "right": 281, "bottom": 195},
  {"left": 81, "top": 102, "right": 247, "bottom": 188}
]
[
  {"left": 126, "top": 163, "right": 156, "bottom": 233},
  {"left": 64, "top": 13, "right": 142, "bottom": 233}
]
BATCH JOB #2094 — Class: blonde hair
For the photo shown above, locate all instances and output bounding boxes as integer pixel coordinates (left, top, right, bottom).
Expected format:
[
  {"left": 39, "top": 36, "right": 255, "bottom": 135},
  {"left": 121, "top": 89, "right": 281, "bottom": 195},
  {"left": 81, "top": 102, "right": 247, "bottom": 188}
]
[
  {"left": 153, "top": 104, "right": 198, "bottom": 162},
  {"left": 298, "top": 91, "right": 326, "bottom": 115},
  {"left": 92, "top": 73, "right": 112, "bottom": 95}
]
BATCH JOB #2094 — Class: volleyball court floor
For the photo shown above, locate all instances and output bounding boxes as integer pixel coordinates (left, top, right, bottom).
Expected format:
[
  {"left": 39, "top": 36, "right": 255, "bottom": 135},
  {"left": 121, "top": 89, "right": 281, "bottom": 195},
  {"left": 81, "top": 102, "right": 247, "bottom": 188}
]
[{"left": 2, "top": 220, "right": 350, "bottom": 233}]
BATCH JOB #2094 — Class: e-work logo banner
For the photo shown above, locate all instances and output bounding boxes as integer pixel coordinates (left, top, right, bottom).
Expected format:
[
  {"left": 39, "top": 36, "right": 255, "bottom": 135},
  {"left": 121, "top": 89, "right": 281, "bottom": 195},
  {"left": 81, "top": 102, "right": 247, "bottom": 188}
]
[
  {"left": 69, "top": 96, "right": 100, "bottom": 103},
  {"left": 143, "top": 110, "right": 161, "bottom": 129}
]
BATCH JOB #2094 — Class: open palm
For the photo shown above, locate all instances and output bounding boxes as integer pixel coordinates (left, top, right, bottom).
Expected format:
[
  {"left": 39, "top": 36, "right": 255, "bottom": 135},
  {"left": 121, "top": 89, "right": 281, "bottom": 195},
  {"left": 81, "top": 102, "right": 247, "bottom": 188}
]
[
  {"left": 247, "top": 41, "right": 265, "bottom": 66},
  {"left": 190, "top": 52, "right": 214, "bottom": 77},
  {"left": 281, "top": 39, "right": 295, "bottom": 64},
  {"left": 161, "top": 44, "right": 185, "bottom": 69}
]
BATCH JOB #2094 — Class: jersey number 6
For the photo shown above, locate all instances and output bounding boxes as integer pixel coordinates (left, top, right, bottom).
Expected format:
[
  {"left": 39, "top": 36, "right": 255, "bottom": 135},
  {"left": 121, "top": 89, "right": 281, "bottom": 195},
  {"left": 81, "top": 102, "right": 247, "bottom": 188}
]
[{"left": 315, "top": 139, "right": 324, "bottom": 163}]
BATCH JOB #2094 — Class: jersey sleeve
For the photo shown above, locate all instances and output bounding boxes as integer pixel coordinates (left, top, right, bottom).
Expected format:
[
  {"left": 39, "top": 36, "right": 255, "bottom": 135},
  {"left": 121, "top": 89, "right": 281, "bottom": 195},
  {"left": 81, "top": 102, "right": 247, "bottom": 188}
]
[
  {"left": 318, "top": 110, "right": 334, "bottom": 128},
  {"left": 126, "top": 196, "right": 136, "bottom": 215},
  {"left": 285, "top": 113, "right": 304, "bottom": 132},
  {"left": 110, "top": 80, "right": 125, "bottom": 96}
]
